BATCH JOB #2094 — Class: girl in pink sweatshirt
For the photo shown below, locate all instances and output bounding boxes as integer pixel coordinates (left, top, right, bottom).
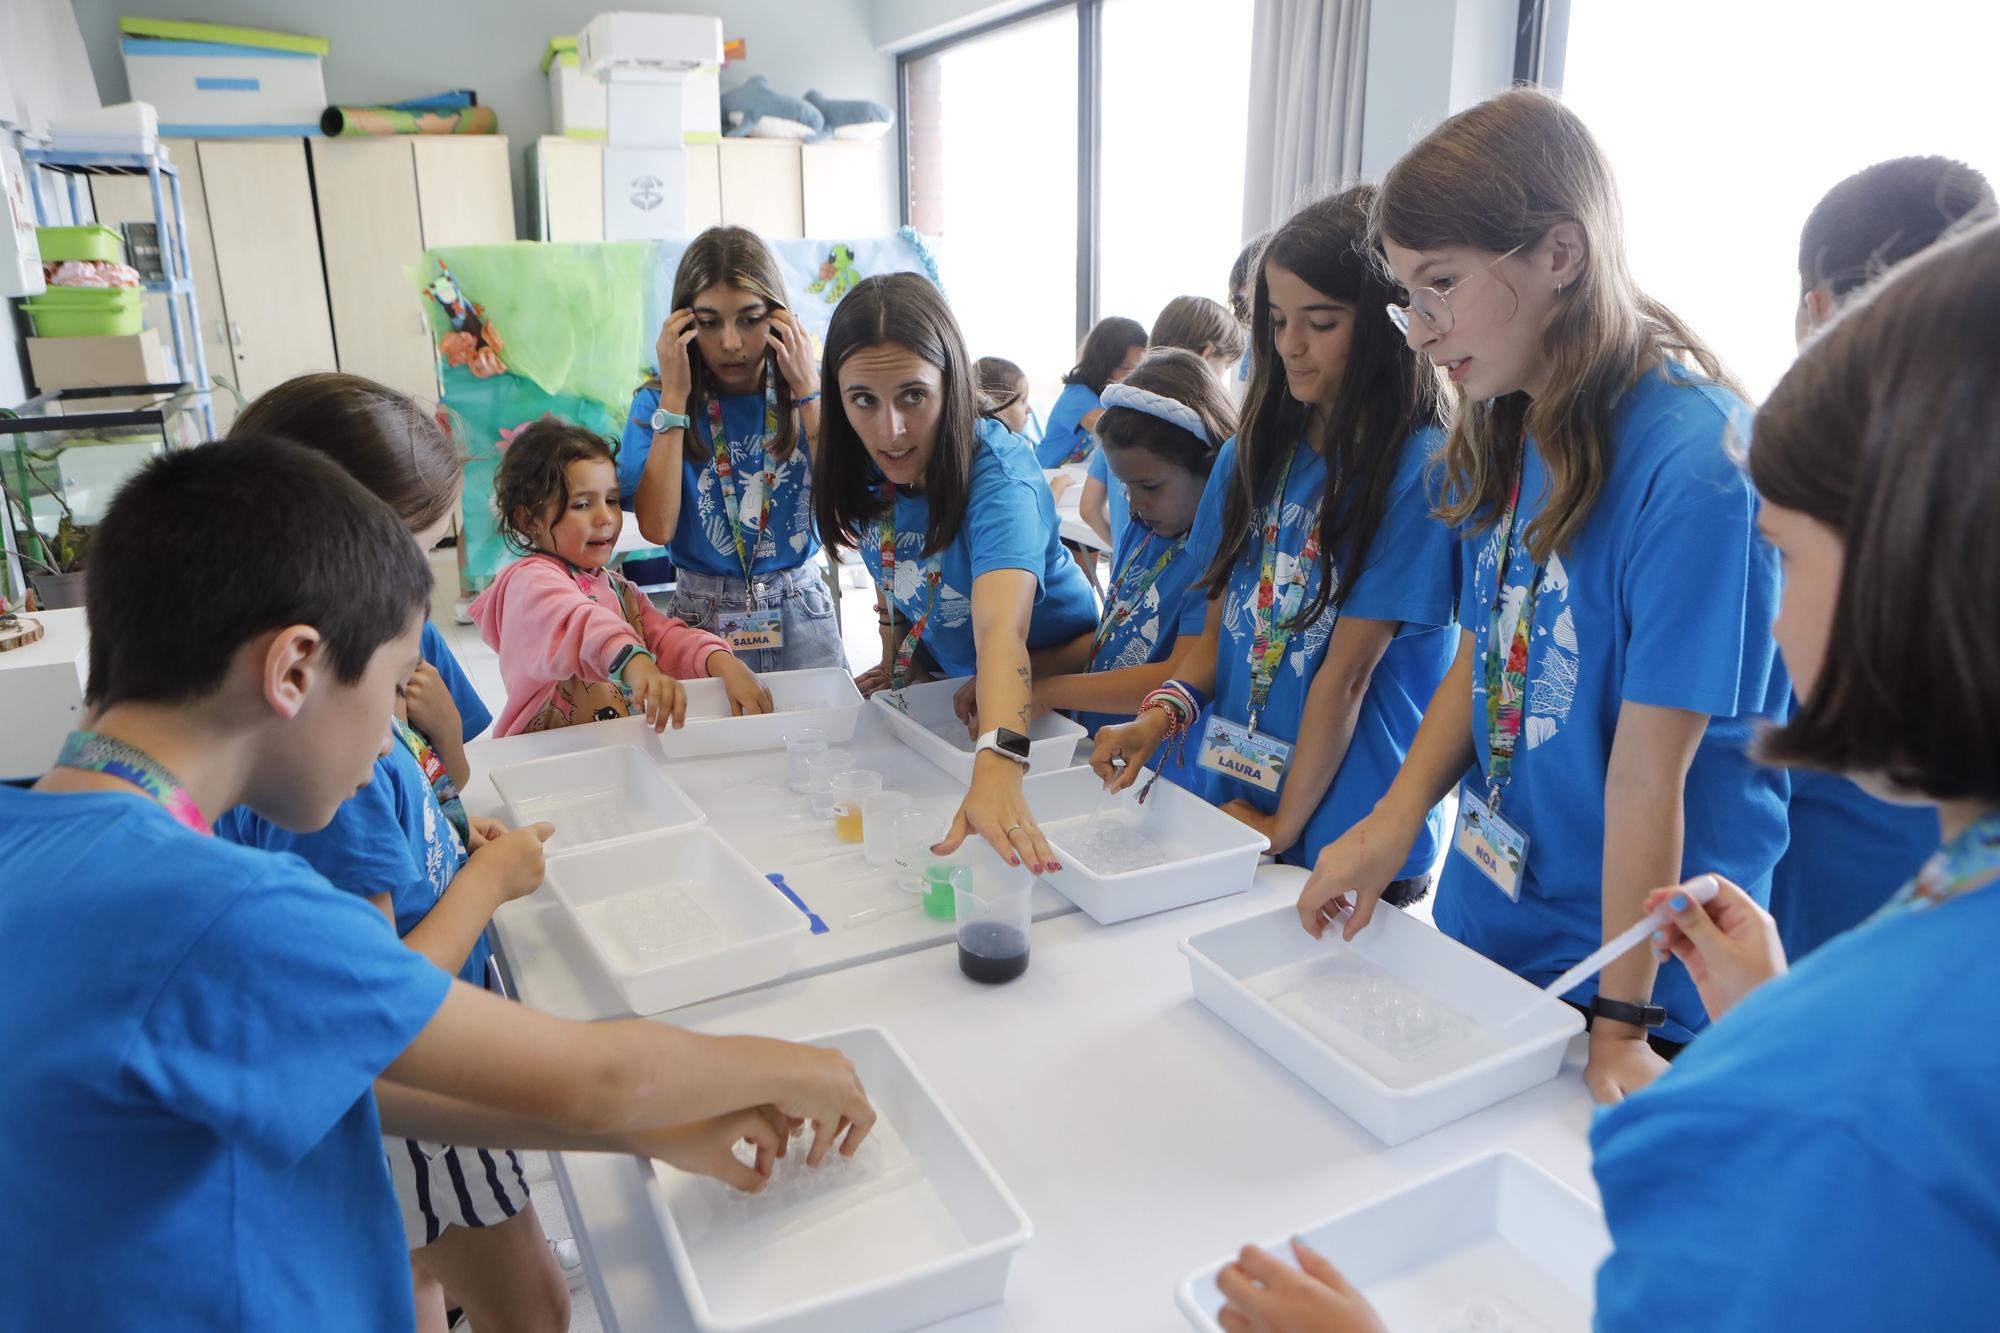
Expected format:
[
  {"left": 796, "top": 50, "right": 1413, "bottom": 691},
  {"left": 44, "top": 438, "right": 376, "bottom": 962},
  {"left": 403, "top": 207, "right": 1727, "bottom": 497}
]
[{"left": 470, "top": 418, "right": 774, "bottom": 737}]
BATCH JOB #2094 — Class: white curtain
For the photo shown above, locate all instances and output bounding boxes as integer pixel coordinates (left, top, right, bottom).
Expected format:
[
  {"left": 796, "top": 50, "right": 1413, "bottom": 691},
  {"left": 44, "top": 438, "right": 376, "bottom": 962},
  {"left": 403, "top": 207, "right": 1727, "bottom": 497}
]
[{"left": 1240, "top": 0, "right": 1371, "bottom": 237}]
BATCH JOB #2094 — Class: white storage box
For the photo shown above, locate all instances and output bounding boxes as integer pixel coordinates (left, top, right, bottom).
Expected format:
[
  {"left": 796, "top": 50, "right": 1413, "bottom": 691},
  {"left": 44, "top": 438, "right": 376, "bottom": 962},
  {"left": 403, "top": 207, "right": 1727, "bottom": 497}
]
[
  {"left": 1178, "top": 1151, "right": 1607, "bottom": 1332},
  {"left": 1181, "top": 905, "right": 1583, "bottom": 1145},
  {"left": 1023, "top": 765, "right": 1268, "bottom": 924},
  {"left": 656, "top": 667, "right": 865, "bottom": 759},
  {"left": 542, "top": 825, "right": 808, "bottom": 1014},
  {"left": 119, "top": 28, "right": 328, "bottom": 137},
  {"left": 0, "top": 607, "right": 89, "bottom": 778},
  {"left": 870, "top": 676, "right": 1085, "bottom": 782},
  {"left": 489, "top": 744, "right": 705, "bottom": 854},
  {"left": 546, "top": 39, "right": 721, "bottom": 141},
  {"left": 650, "top": 1025, "right": 1032, "bottom": 1333}
]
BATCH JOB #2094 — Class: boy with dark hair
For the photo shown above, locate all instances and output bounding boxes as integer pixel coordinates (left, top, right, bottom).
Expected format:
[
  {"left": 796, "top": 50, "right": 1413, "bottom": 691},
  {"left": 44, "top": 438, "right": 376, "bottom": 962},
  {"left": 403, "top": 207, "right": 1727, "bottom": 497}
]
[{"left": 0, "top": 440, "right": 873, "bottom": 1329}]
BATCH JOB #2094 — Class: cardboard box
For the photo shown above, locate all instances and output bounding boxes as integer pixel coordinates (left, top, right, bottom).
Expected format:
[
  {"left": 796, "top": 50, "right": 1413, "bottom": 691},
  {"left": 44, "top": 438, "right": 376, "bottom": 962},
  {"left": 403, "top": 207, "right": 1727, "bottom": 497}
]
[{"left": 26, "top": 328, "right": 168, "bottom": 394}]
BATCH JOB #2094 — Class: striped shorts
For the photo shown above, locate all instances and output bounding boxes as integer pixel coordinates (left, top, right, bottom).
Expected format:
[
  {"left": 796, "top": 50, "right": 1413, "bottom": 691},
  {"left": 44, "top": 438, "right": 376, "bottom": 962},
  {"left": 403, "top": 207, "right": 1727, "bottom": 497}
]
[{"left": 386, "top": 1136, "right": 534, "bottom": 1249}]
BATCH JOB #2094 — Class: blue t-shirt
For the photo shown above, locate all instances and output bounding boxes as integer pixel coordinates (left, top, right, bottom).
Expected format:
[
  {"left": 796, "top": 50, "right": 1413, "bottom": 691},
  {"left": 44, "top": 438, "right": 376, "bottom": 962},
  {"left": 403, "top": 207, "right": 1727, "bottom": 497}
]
[
  {"left": 218, "top": 739, "right": 489, "bottom": 989},
  {"left": 1436, "top": 365, "right": 1791, "bottom": 1043},
  {"left": 420, "top": 619, "right": 491, "bottom": 743},
  {"left": 1770, "top": 745, "right": 1937, "bottom": 960},
  {"left": 619, "top": 383, "right": 819, "bottom": 579},
  {"left": 0, "top": 785, "right": 452, "bottom": 1331},
  {"left": 1590, "top": 883, "right": 1998, "bottom": 1330},
  {"left": 861, "top": 436, "right": 1099, "bottom": 679},
  {"left": 975, "top": 413, "right": 1040, "bottom": 462},
  {"left": 1182, "top": 429, "right": 1459, "bottom": 879},
  {"left": 1038, "top": 381, "right": 1100, "bottom": 467},
  {"left": 1073, "top": 517, "right": 1208, "bottom": 736},
  {"left": 1086, "top": 444, "right": 1133, "bottom": 549}
]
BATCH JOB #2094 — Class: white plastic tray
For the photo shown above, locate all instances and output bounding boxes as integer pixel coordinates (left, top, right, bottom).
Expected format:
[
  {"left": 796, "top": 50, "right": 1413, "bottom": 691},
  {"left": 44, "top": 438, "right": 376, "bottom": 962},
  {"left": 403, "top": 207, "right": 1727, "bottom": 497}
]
[
  {"left": 1181, "top": 905, "right": 1583, "bottom": 1145},
  {"left": 1178, "top": 1151, "right": 1607, "bottom": 1332},
  {"left": 489, "top": 744, "right": 706, "bottom": 855},
  {"left": 540, "top": 826, "right": 808, "bottom": 1014},
  {"left": 868, "top": 675, "right": 1085, "bottom": 782},
  {"left": 1024, "top": 766, "right": 1269, "bottom": 924},
  {"left": 649, "top": 1025, "right": 1032, "bottom": 1333},
  {"left": 656, "top": 667, "right": 864, "bottom": 759}
]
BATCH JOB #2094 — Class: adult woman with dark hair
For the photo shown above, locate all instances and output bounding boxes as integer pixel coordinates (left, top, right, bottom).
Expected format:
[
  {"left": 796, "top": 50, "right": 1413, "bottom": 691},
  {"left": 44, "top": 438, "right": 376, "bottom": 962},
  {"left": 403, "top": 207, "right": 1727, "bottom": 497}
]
[{"left": 816, "top": 273, "right": 1096, "bottom": 871}]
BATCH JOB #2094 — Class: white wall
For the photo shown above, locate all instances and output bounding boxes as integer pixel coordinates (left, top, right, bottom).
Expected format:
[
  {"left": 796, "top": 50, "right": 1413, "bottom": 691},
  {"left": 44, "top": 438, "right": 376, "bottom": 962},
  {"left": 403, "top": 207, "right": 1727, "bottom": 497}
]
[
  {"left": 1360, "top": 0, "right": 1516, "bottom": 180},
  {"left": 66, "top": 0, "right": 899, "bottom": 237},
  {"left": 871, "top": 0, "right": 1041, "bottom": 52}
]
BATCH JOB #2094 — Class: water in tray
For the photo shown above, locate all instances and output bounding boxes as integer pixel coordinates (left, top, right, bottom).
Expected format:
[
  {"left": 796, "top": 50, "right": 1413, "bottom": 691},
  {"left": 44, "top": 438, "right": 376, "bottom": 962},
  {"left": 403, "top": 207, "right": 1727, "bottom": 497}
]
[
  {"left": 528, "top": 793, "right": 636, "bottom": 850},
  {"left": 579, "top": 882, "right": 720, "bottom": 971},
  {"left": 1260, "top": 951, "right": 1503, "bottom": 1087},
  {"left": 1060, "top": 811, "right": 1181, "bottom": 874},
  {"left": 679, "top": 1112, "right": 923, "bottom": 1246}
]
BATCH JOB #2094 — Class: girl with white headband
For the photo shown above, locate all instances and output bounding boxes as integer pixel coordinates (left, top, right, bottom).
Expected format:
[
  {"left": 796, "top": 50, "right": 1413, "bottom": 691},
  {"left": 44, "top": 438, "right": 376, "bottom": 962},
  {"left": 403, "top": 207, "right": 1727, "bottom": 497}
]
[
  {"left": 1091, "top": 186, "right": 1457, "bottom": 897},
  {"left": 1016, "top": 349, "right": 1236, "bottom": 756}
]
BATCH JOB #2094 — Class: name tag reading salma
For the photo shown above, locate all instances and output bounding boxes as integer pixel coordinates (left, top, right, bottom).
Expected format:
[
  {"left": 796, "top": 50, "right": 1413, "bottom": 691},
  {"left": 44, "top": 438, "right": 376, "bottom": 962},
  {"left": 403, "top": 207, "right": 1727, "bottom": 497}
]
[
  {"left": 718, "top": 608, "right": 784, "bottom": 653},
  {"left": 1198, "top": 715, "right": 1291, "bottom": 793}
]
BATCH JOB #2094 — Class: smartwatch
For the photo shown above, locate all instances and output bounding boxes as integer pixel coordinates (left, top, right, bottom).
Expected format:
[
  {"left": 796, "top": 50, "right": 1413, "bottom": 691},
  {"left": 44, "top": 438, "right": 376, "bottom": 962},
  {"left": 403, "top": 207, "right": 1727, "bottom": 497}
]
[
  {"left": 1589, "top": 995, "right": 1667, "bottom": 1030},
  {"left": 974, "top": 728, "right": 1032, "bottom": 769},
  {"left": 650, "top": 405, "right": 692, "bottom": 433}
]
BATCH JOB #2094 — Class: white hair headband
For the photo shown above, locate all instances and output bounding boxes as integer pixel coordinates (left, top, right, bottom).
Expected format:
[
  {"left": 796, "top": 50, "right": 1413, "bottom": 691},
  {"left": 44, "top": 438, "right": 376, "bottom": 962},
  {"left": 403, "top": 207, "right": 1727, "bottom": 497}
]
[{"left": 1098, "top": 382, "right": 1210, "bottom": 446}]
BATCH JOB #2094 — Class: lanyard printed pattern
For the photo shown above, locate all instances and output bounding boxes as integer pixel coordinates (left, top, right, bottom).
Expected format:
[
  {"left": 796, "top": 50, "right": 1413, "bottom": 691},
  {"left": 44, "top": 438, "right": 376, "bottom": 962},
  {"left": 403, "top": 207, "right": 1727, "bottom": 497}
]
[
  {"left": 1245, "top": 448, "right": 1323, "bottom": 731},
  {"left": 1092, "top": 528, "right": 1186, "bottom": 660},
  {"left": 879, "top": 489, "right": 941, "bottom": 695},
  {"left": 1482, "top": 462, "right": 1542, "bottom": 810},
  {"left": 391, "top": 716, "right": 470, "bottom": 844},
  {"left": 54, "top": 730, "right": 211, "bottom": 835},
  {"left": 1870, "top": 811, "right": 2000, "bottom": 923},
  {"left": 706, "top": 363, "right": 783, "bottom": 585}
]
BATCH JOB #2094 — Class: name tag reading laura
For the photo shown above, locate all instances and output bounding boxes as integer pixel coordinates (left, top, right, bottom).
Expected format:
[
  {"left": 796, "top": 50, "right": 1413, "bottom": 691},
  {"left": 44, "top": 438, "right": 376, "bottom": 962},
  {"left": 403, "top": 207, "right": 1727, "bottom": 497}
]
[
  {"left": 1198, "top": 715, "right": 1291, "bottom": 793},
  {"left": 1453, "top": 783, "right": 1529, "bottom": 901},
  {"left": 718, "top": 608, "right": 784, "bottom": 653}
]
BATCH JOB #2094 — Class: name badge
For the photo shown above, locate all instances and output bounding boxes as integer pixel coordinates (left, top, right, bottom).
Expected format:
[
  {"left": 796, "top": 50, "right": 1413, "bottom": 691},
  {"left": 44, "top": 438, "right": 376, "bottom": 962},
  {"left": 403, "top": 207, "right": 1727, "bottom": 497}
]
[
  {"left": 718, "top": 607, "right": 784, "bottom": 653},
  {"left": 1453, "top": 783, "right": 1529, "bottom": 901},
  {"left": 1198, "top": 715, "right": 1290, "bottom": 793}
]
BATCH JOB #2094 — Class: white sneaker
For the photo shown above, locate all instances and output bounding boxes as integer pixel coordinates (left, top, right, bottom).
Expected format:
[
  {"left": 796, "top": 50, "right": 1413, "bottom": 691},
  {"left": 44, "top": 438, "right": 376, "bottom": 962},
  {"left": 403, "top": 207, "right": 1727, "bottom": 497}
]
[
  {"left": 452, "top": 596, "right": 475, "bottom": 626},
  {"left": 550, "top": 1236, "right": 587, "bottom": 1291}
]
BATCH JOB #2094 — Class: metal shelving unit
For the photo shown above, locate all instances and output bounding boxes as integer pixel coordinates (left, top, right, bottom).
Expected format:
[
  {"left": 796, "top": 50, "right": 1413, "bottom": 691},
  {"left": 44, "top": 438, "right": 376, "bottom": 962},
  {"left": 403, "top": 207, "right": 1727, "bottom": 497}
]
[{"left": 21, "top": 146, "right": 216, "bottom": 440}]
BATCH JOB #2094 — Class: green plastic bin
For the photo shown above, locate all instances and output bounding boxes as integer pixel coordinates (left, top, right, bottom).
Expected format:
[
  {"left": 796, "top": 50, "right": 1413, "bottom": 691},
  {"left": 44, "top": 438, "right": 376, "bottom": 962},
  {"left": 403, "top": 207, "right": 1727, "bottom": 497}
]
[
  {"left": 35, "top": 225, "right": 125, "bottom": 264},
  {"left": 20, "top": 286, "right": 145, "bottom": 337}
]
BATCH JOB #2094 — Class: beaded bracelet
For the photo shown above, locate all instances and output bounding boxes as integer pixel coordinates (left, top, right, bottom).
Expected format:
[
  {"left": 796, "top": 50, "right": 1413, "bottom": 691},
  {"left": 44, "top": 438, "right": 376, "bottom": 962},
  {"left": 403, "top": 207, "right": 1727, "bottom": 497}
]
[
  {"left": 1133, "top": 680, "right": 1205, "bottom": 803},
  {"left": 793, "top": 391, "right": 822, "bottom": 407}
]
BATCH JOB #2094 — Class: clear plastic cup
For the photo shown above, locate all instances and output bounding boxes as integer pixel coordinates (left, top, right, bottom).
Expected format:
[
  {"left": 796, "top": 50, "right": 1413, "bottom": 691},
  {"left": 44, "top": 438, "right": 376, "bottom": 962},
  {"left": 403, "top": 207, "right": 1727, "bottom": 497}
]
[
  {"left": 784, "top": 727, "right": 829, "bottom": 793},
  {"left": 805, "top": 748, "right": 853, "bottom": 819},
  {"left": 955, "top": 859, "right": 1034, "bottom": 983},
  {"left": 862, "top": 790, "right": 913, "bottom": 865},
  {"left": 891, "top": 809, "right": 948, "bottom": 895},
  {"left": 830, "top": 769, "right": 882, "bottom": 844}
]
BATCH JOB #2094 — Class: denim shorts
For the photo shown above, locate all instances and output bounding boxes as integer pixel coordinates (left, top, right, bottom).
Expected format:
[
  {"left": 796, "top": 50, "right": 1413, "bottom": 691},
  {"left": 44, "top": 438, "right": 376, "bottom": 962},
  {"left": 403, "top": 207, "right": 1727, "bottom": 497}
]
[{"left": 668, "top": 562, "right": 849, "bottom": 674}]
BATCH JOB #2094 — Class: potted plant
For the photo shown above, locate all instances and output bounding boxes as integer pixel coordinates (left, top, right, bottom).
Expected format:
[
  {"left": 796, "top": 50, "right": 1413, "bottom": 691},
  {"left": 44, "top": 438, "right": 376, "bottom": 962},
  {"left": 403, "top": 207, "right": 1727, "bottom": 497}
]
[{"left": 5, "top": 450, "right": 92, "bottom": 610}]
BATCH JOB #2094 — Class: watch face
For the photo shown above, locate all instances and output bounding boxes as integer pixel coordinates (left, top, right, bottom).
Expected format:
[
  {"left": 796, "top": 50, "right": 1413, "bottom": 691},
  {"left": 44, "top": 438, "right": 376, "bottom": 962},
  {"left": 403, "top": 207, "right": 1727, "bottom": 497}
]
[{"left": 996, "top": 728, "right": 1031, "bottom": 759}]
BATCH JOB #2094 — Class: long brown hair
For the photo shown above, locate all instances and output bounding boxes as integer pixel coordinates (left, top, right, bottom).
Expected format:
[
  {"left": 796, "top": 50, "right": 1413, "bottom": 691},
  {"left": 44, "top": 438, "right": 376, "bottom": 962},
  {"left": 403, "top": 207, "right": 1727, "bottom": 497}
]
[
  {"left": 1754, "top": 217, "right": 2000, "bottom": 802},
  {"left": 1204, "top": 186, "right": 1443, "bottom": 623},
  {"left": 1063, "top": 315, "right": 1148, "bottom": 394},
  {"left": 814, "top": 274, "right": 980, "bottom": 559},
  {"left": 1150, "top": 295, "right": 1246, "bottom": 366},
  {"left": 230, "top": 372, "right": 463, "bottom": 534},
  {"left": 657, "top": 225, "right": 800, "bottom": 465},
  {"left": 1374, "top": 87, "right": 1736, "bottom": 563}
]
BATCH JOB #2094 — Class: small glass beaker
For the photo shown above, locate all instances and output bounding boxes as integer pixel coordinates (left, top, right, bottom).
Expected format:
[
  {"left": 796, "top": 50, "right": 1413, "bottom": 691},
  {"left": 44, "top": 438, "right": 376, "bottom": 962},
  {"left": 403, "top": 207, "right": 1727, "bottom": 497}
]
[
  {"left": 955, "top": 859, "right": 1033, "bottom": 984},
  {"left": 784, "top": 727, "right": 828, "bottom": 793},
  {"left": 830, "top": 769, "right": 882, "bottom": 844},
  {"left": 862, "top": 790, "right": 913, "bottom": 865},
  {"left": 804, "top": 748, "right": 852, "bottom": 819}
]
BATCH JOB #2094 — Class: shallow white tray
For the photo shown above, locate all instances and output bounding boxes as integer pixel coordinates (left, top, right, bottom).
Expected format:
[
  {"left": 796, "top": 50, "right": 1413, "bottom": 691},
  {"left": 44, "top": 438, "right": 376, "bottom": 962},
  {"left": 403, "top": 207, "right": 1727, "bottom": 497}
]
[
  {"left": 649, "top": 1025, "right": 1032, "bottom": 1333},
  {"left": 1181, "top": 905, "right": 1583, "bottom": 1145},
  {"left": 1177, "top": 1151, "right": 1607, "bottom": 1332},
  {"left": 656, "top": 667, "right": 864, "bottom": 759},
  {"left": 1025, "top": 766, "right": 1269, "bottom": 924},
  {"left": 868, "top": 675, "right": 1084, "bottom": 782},
  {"left": 540, "top": 826, "right": 808, "bottom": 1014},
  {"left": 490, "top": 744, "right": 706, "bottom": 855}
]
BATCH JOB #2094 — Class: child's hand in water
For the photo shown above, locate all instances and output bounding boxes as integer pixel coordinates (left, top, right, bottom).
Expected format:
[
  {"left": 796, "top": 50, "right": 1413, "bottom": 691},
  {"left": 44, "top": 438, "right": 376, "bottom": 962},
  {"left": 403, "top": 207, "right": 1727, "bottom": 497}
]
[
  {"left": 708, "top": 652, "right": 774, "bottom": 716},
  {"left": 626, "top": 1105, "right": 794, "bottom": 1192},
  {"left": 1216, "top": 1239, "right": 1388, "bottom": 1333},
  {"left": 762, "top": 1039, "right": 877, "bottom": 1167},
  {"left": 469, "top": 822, "right": 555, "bottom": 901},
  {"left": 625, "top": 657, "right": 688, "bottom": 731},
  {"left": 1646, "top": 874, "right": 1786, "bottom": 1020},
  {"left": 400, "top": 662, "right": 460, "bottom": 746}
]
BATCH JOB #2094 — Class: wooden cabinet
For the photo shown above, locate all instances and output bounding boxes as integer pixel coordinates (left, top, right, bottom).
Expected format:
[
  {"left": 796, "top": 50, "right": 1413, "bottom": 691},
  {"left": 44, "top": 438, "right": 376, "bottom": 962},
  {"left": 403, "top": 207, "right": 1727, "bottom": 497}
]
[
  {"left": 311, "top": 136, "right": 516, "bottom": 405},
  {"left": 530, "top": 136, "right": 887, "bottom": 242},
  {"left": 196, "top": 140, "right": 338, "bottom": 405}
]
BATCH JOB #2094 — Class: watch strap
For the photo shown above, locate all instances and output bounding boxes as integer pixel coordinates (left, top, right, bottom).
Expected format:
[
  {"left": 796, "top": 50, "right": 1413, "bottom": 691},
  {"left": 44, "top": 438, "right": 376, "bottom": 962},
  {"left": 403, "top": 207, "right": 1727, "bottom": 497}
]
[{"left": 1589, "top": 995, "right": 1667, "bottom": 1030}]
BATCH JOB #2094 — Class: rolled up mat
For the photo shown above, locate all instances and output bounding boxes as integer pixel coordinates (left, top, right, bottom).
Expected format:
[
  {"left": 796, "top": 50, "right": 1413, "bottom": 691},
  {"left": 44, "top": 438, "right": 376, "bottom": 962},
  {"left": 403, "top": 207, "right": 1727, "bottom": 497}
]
[{"left": 321, "top": 103, "right": 498, "bottom": 137}]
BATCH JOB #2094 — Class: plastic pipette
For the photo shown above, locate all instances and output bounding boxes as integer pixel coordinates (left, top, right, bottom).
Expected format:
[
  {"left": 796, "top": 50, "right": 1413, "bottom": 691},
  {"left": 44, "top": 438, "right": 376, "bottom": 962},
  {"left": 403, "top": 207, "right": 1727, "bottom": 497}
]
[{"left": 1503, "top": 876, "right": 1723, "bottom": 1027}]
